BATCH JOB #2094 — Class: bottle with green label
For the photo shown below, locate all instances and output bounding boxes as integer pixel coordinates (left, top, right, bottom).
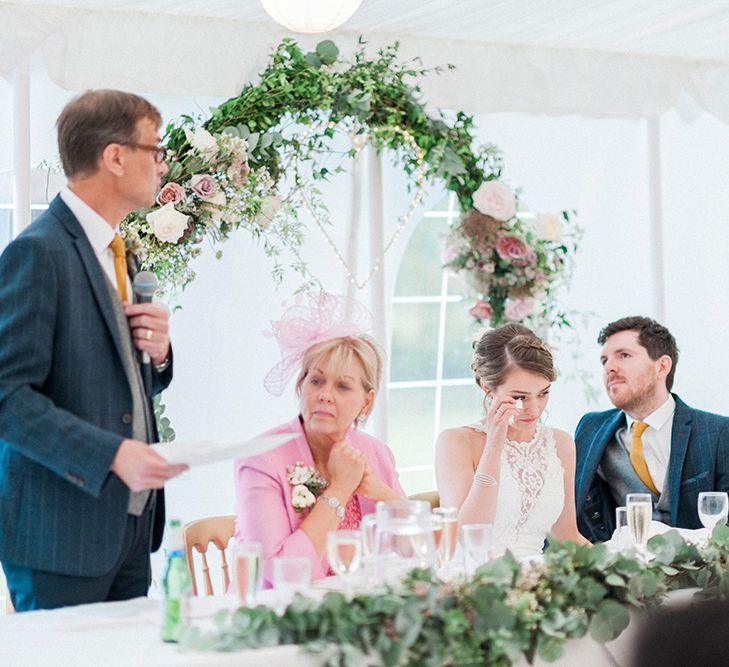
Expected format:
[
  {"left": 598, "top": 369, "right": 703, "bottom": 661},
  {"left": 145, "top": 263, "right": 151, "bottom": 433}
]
[{"left": 161, "top": 519, "right": 192, "bottom": 643}]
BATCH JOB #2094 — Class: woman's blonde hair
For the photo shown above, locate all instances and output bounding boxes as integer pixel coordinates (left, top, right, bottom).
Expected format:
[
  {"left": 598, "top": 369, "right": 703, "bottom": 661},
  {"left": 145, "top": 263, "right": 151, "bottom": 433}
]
[
  {"left": 471, "top": 323, "right": 556, "bottom": 389},
  {"left": 295, "top": 336, "right": 384, "bottom": 420}
]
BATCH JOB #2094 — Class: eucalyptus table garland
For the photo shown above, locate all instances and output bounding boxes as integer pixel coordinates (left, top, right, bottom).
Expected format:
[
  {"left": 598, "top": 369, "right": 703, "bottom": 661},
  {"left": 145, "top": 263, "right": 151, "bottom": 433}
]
[
  {"left": 122, "top": 37, "right": 579, "bottom": 331},
  {"left": 182, "top": 526, "right": 729, "bottom": 666}
]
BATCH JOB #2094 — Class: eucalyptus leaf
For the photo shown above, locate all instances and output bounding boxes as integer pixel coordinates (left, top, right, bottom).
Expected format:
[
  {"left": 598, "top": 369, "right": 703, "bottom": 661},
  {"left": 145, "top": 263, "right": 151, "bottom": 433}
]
[
  {"left": 589, "top": 599, "right": 630, "bottom": 643},
  {"left": 316, "top": 39, "right": 339, "bottom": 65}
]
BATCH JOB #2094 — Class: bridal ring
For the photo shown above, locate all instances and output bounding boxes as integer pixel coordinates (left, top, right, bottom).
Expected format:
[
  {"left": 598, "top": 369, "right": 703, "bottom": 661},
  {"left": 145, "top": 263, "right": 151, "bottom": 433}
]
[
  {"left": 145, "top": 329, "right": 153, "bottom": 341},
  {"left": 495, "top": 408, "right": 503, "bottom": 416}
]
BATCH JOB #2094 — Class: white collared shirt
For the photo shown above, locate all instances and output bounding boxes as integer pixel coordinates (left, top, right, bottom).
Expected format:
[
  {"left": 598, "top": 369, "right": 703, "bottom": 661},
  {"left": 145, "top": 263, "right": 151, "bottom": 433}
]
[
  {"left": 59, "top": 186, "right": 131, "bottom": 298},
  {"left": 617, "top": 395, "right": 676, "bottom": 492}
]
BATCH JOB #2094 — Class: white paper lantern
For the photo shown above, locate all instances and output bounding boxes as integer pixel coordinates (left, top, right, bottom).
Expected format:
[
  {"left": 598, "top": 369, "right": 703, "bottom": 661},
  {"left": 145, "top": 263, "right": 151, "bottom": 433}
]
[{"left": 260, "top": 0, "right": 363, "bottom": 34}]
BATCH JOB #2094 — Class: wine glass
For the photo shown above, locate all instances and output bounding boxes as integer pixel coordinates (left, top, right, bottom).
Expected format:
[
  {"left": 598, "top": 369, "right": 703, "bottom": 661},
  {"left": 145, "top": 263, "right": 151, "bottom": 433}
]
[
  {"left": 433, "top": 507, "right": 458, "bottom": 574},
  {"left": 326, "top": 530, "right": 362, "bottom": 597},
  {"left": 698, "top": 492, "right": 729, "bottom": 536},
  {"left": 626, "top": 493, "right": 652, "bottom": 559}
]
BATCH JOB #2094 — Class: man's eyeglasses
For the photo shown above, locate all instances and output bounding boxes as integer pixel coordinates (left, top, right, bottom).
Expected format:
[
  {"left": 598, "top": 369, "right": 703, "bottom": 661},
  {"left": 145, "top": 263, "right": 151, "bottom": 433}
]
[{"left": 117, "top": 142, "right": 167, "bottom": 164}]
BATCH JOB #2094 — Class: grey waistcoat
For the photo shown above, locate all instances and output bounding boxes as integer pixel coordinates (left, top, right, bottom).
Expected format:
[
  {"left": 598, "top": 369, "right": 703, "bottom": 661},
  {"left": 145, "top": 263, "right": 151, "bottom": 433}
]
[
  {"left": 103, "top": 276, "right": 154, "bottom": 515},
  {"left": 600, "top": 435, "right": 670, "bottom": 523}
]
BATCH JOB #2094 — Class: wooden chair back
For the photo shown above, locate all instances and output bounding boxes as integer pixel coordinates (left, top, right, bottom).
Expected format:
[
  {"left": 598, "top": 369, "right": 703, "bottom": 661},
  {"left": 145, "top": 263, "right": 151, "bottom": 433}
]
[
  {"left": 408, "top": 491, "right": 440, "bottom": 509},
  {"left": 182, "top": 515, "right": 236, "bottom": 596}
]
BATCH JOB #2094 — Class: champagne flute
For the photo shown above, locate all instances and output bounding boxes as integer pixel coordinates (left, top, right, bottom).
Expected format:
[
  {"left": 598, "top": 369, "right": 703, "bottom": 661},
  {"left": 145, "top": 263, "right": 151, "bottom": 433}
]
[
  {"left": 626, "top": 493, "right": 652, "bottom": 559},
  {"left": 698, "top": 492, "right": 729, "bottom": 535},
  {"left": 327, "top": 530, "right": 362, "bottom": 598},
  {"left": 234, "top": 542, "right": 263, "bottom": 607},
  {"left": 433, "top": 507, "right": 458, "bottom": 573}
]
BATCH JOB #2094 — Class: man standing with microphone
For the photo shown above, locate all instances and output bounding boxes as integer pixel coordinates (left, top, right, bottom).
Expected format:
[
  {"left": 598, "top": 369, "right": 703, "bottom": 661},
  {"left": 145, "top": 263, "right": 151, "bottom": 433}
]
[{"left": 0, "top": 89, "right": 188, "bottom": 611}]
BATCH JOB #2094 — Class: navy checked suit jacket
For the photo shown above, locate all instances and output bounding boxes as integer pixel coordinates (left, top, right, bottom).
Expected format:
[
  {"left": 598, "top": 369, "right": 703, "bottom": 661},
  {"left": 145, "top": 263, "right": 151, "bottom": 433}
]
[
  {"left": 0, "top": 196, "right": 172, "bottom": 577},
  {"left": 574, "top": 395, "right": 729, "bottom": 543}
]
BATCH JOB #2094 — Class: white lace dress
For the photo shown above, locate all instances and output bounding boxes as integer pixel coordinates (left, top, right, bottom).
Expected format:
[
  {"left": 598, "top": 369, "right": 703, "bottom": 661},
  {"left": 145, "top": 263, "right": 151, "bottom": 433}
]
[{"left": 467, "top": 422, "right": 565, "bottom": 558}]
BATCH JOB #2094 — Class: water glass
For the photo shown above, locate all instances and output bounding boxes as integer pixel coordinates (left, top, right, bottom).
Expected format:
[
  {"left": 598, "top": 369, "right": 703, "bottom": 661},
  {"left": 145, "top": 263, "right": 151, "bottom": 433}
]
[
  {"left": 626, "top": 493, "right": 653, "bottom": 556},
  {"left": 614, "top": 506, "right": 630, "bottom": 551},
  {"left": 234, "top": 542, "right": 262, "bottom": 606},
  {"left": 360, "top": 514, "right": 378, "bottom": 558},
  {"left": 272, "top": 556, "right": 311, "bottom": 613},
  {"left": 461, "top": 523, "right": 492, "bottom": 574},
  {"left": 327, "top": 530, "right": 363, "bottom": 597},
  {"left": 698, "top": 492, "right": 729, "bottom": 532}
]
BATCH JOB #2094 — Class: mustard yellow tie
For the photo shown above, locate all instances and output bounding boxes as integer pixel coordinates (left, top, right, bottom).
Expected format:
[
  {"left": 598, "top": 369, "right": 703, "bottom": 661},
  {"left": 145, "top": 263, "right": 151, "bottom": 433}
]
[
  {"left": 630, "top": 420, "right": 659, "bottom": 495},
  {"left": 109, "top": 234, "right": 128, "bottom": 303}
]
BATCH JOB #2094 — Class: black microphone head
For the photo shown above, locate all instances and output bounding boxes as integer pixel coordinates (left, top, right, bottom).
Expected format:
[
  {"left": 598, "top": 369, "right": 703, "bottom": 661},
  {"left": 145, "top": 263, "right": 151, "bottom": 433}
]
[{"left": 133, "top": 270, "right": 158, "bottom": 301}]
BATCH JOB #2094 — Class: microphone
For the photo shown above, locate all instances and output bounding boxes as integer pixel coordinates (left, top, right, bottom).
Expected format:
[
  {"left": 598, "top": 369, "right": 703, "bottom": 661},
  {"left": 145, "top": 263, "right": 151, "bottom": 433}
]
[{"left": 133, "top": 271, "right": 158, "bottom": 366}]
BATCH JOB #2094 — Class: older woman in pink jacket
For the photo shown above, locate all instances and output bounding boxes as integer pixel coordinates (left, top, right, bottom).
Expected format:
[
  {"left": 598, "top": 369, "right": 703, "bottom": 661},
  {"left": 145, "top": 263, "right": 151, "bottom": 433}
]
[{"left": 234, "top": 294, "right": 404, "bottom": 586}]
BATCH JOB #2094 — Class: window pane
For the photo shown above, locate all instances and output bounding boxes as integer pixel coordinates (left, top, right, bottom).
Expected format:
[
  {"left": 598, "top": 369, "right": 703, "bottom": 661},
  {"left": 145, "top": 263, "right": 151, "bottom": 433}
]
[
  {"left": 442, "top": 301, "right": 476, "bottom": 380},
  {"left": 387, "top": 387, "right": 435, "bottom": 468},
  {"left": 446, "top": 270, "right": 468, "bottom": 298},
  {"left": 395, "top": 216, "right": 448, "bottom": 296},
  {"left": 440, "top": 384, "right": 484, "bottom": 431},
  {"left": 396, "top": 467, "right": 436, "bottom": 496},
  {"left": 0, "top": 209, "right": 11, "bottom": 254},
  {"left": 390, "top": 303, "right": 439, "bottom": 381},
  {"left": 428, "top": 193, "right": 452, "bottom": 213}
]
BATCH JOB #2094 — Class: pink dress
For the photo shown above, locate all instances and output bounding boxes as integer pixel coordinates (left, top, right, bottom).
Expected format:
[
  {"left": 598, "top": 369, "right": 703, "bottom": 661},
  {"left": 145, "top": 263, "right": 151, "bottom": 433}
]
[{"left": 234, "top": 416, "right": 404, "bottom": 587}]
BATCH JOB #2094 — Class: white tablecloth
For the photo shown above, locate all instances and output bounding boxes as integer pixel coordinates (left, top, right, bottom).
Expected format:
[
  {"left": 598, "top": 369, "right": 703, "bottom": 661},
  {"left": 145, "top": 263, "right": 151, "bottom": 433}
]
[{"left": 0, "top": 589, "right": 697, "bottom": 667}]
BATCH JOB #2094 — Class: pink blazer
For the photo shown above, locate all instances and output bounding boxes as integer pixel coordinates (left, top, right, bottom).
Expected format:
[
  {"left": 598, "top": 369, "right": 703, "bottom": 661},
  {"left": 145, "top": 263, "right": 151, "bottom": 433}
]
[{"left": 234, "top": 416, "right": 404, "bottom": 586}]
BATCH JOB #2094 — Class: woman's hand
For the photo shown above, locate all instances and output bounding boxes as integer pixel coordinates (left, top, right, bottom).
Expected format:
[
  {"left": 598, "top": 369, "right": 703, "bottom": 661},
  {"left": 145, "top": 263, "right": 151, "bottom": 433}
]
[
  {"left": 481, "top": 396, "right": 521, "bottom": 458},
  {"left": 355, "top": 464, "right": 400, "bottom": 502},
  {"left": 327, "top": 441, "right": 366, "bottom": 498}
]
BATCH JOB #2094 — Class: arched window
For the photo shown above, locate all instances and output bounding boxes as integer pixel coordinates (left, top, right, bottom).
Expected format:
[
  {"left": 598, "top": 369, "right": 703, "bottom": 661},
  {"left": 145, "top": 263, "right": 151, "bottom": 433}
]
[{"left": 387, "top": 192, "right": 482, "bottom": 494}]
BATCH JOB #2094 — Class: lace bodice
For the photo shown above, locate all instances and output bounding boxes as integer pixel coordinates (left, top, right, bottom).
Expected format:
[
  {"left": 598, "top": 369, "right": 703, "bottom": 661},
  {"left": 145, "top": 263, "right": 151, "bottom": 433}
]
[{"left": 467, "top": 422, "right": 565, "bottom": 557}]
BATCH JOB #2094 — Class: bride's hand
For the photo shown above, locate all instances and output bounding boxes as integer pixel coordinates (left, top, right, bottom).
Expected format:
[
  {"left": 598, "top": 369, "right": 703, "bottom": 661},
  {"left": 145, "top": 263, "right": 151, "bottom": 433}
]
[{"left": 483, "top": 396, "right": 520, "bottom": 453}]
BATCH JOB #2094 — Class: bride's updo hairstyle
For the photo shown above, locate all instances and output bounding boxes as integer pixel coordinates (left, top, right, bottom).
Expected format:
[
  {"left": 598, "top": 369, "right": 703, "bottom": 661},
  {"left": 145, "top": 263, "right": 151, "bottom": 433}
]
[{"left": 471, "top": 323, "right": 556, "bottom": 390}]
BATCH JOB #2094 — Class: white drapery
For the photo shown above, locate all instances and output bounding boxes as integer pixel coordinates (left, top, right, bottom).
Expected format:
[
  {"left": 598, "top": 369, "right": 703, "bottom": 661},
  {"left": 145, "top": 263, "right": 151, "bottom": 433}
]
[{"left": 3, "top": 2, "right": 729, "bottom": 123}]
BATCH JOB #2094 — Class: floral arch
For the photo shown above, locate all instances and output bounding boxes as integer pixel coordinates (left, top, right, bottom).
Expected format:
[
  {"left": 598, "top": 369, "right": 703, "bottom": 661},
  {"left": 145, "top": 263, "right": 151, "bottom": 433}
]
[{"left": 123, "top": 38, "right": 579, "bottom": 331}]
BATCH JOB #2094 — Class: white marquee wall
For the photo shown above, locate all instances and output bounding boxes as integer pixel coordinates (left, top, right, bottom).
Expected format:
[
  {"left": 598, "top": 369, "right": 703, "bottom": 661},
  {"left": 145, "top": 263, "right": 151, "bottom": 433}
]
[{"left": 2, "top": 46, "right": 729, "bottom": 586}]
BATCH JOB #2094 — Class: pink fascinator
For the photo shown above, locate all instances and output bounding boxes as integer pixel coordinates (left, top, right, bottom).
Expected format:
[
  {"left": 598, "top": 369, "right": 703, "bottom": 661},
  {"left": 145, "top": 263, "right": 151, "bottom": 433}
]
[{"left": 263, "top": 292, "right": 374, "bottom": 396}]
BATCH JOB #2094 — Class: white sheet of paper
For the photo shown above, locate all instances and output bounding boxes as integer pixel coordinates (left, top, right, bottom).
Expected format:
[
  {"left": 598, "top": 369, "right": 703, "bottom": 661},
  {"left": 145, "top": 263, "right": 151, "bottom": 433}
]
[{"left": 151, "top": 432, "right": 294, "bottom": 467}]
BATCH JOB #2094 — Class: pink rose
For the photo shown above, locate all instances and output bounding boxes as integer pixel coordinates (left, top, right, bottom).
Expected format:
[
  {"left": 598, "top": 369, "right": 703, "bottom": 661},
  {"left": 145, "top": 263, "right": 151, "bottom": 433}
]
[
  {"left": 156, "top": 182, "right": 185, "bottom": 206},
  {"left": 504, "top": 298, "right": 534, "bottom": 321},
  {"left": 227, "top": 159, "right": 250, "bottom": 187},
  {"left": 496, "top": 234, "right": 528, "bottom": 261},
  {"left": 472, "top": 181, "right": 516, "bottom": 221},
  {"left": 190, "top": 174, "right": 216, "bottom": 199},
  {"left": 441, "top": 236, "right": 461, "bottom": 265},
  {"left": 468, "top": 300, "right": 493, "bottom": 321}
]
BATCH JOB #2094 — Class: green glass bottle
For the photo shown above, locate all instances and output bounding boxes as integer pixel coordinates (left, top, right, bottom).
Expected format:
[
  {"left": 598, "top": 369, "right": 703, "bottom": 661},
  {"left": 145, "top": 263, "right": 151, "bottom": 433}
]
[{"left": 161, "top": 519, "right": 192, "bottom": 643}]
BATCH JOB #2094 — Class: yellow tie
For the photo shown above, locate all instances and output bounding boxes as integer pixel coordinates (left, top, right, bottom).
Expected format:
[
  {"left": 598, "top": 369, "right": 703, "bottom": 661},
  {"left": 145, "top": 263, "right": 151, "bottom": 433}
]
[
  {"left": 630, "top": 420, "right": 659, "bottom": 495},
  {"left": 109, "top": 234, "right": 128, "bottom": 303}
]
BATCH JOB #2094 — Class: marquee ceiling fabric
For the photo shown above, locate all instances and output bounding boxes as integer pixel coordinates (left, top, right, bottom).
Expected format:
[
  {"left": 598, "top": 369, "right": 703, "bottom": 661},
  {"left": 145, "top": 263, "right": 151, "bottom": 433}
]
[{"left": 3, "top": 0, "right": 729, "bottom": 120}]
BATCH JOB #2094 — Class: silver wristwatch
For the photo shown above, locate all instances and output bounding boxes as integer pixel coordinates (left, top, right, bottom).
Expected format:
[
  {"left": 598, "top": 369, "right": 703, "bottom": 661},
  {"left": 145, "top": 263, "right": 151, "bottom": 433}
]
[{"left": 319, "top": 494, "right": 345, "bottom": 520}]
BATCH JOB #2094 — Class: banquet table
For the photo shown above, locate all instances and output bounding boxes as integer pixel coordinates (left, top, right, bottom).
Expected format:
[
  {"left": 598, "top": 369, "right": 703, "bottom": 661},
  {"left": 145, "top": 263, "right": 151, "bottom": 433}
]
[{"left": 0, "top": 587, "right": 687, "bottom": 667}]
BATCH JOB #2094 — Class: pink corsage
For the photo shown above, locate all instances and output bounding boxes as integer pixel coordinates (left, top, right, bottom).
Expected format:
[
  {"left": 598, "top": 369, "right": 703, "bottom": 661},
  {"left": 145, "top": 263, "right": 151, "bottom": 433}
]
[{"left": 287, "top": 462, "right": 328, "bottom": 513}]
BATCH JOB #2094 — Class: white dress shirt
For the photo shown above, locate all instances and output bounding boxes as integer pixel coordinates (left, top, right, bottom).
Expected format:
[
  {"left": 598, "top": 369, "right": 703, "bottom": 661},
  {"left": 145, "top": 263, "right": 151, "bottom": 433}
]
[
  {"left": 59, "top": 186, "right": 131, "bottom": 298},
  {"left": 617, "top": 395, "right": 676, "bottom": 493}
]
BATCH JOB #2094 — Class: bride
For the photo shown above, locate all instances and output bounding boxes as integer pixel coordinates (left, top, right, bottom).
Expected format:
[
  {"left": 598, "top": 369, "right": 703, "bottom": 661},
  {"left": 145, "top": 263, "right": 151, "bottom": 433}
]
[{"left": 435, "top": 323, "right": 588, "bottom": 557}]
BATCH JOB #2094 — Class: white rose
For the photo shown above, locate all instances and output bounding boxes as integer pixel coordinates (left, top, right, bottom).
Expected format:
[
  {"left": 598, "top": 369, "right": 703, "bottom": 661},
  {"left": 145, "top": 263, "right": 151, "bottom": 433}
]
[
  {"left": 291, "top": 484, "right": 315, "bottom": 510},
  {"left": 536, "top": 213, "right": 563, "bottom": 242},
  {"left": 255, "top": 194, "right": 282, "bottom": 229},
  {"left": 146, "top": 203, "right": 188, "bottom": 243},
  {"left": 201, "top": 190, "right": 227, "bottom": 222},
  {"left": 184, "top": 127, "right": 217, "bottom": 154},
  {"left": 472, "top": 181, "right": 516, "bottom": 221},
  {"left": 289, "top": 465, "right": 311, "bottom": 486}
]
